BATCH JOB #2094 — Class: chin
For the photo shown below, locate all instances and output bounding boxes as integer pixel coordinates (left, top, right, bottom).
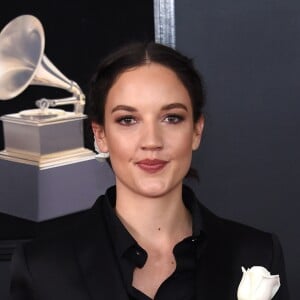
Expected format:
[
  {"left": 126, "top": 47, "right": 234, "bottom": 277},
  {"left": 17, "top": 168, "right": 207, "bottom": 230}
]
[{"left": 135, "top": 179, "right": 181, "bottom": 198}]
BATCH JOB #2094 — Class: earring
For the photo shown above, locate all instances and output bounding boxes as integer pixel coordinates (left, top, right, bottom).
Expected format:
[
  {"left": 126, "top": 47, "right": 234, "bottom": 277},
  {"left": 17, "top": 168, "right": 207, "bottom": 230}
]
[{"left": 94, "top": 137, "right": 109, "bottom": 158}]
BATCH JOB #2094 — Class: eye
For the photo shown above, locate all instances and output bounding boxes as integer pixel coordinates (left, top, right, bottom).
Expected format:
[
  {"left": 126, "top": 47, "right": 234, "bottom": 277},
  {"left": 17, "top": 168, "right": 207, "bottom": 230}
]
[
  {"left": 116, "top": 115, "right": 137, "bottom": 126},
  {"left": 163, "top": 114, "right": 184, "bottom": 124}
]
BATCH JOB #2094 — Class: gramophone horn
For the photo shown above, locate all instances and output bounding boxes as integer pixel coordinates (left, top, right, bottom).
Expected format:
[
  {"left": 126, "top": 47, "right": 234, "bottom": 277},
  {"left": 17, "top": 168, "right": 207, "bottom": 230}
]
[{"left": 0, "top": 15, "right": 84, "bottom": 112}]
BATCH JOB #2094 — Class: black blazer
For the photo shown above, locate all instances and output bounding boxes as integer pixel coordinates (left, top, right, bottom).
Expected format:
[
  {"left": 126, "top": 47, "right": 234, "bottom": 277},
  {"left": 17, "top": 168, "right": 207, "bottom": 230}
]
[{"left": 9, "top": 189, "right": 289, "bottom": 300}]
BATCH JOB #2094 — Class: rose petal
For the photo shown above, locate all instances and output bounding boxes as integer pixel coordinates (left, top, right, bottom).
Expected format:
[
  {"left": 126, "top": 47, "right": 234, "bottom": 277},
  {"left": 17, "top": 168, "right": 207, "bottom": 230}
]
[
  {"left": 254, "top": 275, "right": 280, "bottom": 300},
  {"left": 237, "top": 267, "right": 252, "bottom": 300},
  {"left": 237, "top": 266, "right": 281, "bottom": 300}
]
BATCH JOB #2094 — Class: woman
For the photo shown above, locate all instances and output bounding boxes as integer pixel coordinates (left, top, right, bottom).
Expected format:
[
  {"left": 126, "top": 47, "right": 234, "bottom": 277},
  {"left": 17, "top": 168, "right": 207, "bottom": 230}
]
[{"left": 10, "top": 42, "right": 289, "bottom": 300}]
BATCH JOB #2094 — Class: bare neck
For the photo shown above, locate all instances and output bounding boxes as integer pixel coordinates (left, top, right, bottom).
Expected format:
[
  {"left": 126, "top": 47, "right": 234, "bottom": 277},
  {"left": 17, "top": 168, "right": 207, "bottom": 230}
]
[{"left": 115, "top": 184, "right": 192, "bottom": 250}]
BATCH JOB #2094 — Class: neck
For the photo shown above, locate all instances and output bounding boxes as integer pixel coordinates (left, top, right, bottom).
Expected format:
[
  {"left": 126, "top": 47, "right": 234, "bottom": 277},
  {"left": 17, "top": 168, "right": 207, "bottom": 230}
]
[{"left": 115, "top": 184, "right": 192, "bottom": 250}]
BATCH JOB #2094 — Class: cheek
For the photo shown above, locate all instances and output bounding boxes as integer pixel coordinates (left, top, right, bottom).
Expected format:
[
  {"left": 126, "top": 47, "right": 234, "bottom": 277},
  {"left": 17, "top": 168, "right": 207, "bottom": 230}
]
[
  {"left": 178, "top": 143, "right": 193, "bottom": 165},
  {"left": 171, "top": 141, "right": 193, "bottom": 178},
  {"left": 106, "top": 131, "right": 135, "bottom": 161},
  {"left": 165, "top": 126, "right": 195, "bottom": 155}
]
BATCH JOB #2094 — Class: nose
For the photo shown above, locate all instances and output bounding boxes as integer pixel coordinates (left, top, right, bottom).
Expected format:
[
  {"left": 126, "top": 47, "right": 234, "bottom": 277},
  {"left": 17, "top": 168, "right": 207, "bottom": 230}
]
[{"left": 140, "top": 121, "right": 163, "bottom": 151}]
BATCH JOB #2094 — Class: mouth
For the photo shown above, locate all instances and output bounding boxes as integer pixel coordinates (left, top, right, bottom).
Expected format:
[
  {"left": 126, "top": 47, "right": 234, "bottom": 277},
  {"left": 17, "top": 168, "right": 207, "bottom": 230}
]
[{"left": 136, "top": 159, "right": 168, "bottom": 173}]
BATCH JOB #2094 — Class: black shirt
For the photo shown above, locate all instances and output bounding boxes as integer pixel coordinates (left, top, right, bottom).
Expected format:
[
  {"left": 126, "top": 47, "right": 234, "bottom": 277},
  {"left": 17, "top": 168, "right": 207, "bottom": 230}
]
[{"left": 102, "top": 186, "right": 206, "bottom": 300}]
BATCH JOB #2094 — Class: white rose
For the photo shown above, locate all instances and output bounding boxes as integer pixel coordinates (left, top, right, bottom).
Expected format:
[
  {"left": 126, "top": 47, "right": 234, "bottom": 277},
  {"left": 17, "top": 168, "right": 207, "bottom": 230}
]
[{"left": 237, "top": 266, "right": 280, "bottom": 300}]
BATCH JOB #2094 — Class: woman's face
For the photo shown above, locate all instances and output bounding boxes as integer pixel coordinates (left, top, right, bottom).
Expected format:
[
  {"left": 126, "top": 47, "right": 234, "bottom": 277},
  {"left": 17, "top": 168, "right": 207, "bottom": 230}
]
[{"left": 93, "top": 63, "right": 204, "bottom": 198}]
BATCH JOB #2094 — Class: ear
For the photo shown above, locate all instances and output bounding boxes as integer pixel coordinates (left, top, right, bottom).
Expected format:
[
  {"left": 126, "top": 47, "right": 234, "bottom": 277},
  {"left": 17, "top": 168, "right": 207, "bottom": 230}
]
[
  {"left": 91, "top": 122, "right": 109, "bottom": 153},
  {"left": 192, "top": 116, "right": 205, "bottom": 151}
]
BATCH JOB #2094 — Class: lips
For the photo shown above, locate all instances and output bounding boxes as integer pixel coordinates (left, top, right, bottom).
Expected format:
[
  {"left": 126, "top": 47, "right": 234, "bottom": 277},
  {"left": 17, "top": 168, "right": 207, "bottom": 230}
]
[{"left": 136, "top": 159, "right": 168, "bottom": 173}]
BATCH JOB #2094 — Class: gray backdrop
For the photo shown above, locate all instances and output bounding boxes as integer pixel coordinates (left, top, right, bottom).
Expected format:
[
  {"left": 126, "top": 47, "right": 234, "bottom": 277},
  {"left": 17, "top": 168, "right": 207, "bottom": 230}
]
[{"left": 177, "top": 1, "right": 299, "bottom": 299}]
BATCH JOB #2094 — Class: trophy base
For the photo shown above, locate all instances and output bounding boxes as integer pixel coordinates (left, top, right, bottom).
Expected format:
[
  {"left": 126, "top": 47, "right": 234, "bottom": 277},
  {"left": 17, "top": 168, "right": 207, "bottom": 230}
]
[
  {"left": 0, "top": 157, "right": 115, "bottom": 221},
  {"left": 0, "top": 147, "right": 96, "bottom": 169}
]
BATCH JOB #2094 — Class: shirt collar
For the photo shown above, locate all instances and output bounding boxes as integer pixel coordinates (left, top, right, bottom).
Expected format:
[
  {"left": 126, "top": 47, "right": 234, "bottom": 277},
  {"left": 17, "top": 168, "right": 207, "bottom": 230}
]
[
  {"left": 102, "top": 186, "right": 137, "bottom": 260},
  {"left": 182, "top": 185, "right": 203, "bottom": 237},
  {"left": 102, "top": 185, "right": 206, "bottom": 261}
]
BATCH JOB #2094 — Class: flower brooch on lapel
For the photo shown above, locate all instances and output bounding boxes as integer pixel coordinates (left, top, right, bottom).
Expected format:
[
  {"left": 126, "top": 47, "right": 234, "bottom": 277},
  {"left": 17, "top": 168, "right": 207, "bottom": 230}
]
[{"left": 237, "top": 266, "right": 280, "bottom": 300}]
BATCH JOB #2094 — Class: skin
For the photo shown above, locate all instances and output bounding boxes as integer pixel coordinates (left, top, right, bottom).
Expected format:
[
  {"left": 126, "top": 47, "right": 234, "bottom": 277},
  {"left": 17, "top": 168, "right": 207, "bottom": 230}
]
[{"left": 92, "top": 63, "right": 204, "bottom": 298}]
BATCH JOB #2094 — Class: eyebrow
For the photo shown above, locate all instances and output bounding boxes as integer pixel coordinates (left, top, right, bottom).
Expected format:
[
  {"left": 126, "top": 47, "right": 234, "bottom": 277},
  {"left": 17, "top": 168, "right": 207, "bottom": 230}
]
[
  {"left": 111, "top": 105, "right": 137, "bottom": 113},
  {"left": 161, "top": 103, "right": 188, "bottom": 112},
  {"left": 111, "top": 102, "right": 188, "bottom": 114}
]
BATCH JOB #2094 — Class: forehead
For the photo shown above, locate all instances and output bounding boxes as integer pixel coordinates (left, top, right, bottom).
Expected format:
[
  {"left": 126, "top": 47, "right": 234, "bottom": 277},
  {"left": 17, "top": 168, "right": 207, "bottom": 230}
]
[{"left": 106, "top": 63, "right": 191, "bottom": 109}]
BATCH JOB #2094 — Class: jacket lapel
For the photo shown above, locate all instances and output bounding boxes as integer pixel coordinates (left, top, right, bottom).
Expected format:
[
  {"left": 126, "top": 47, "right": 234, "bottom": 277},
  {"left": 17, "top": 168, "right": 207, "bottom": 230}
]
[
  {"left": 195, "top": 202, "right": 237, "bottom": 300},
  {"left": 73, "top": 199, "right": 129, "bottom": 300}
]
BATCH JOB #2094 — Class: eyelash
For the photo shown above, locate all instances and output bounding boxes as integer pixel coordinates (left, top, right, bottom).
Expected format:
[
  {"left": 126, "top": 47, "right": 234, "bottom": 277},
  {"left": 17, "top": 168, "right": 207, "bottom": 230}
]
[
  {"left": 115, "top": 114, "right": 185, "bottom": 126},
  {"left": 163, "top": 114, "right": 185, "bottom": 124},
  {"left": 116, "top": 115, "right": 137, "bottom": 126}
]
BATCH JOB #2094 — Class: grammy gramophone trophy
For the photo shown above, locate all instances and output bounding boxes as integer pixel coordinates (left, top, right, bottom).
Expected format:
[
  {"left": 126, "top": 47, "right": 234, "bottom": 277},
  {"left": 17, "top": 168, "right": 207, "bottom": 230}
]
[{"left": 0, "top": 15, "right": 114, "bottom": 221}]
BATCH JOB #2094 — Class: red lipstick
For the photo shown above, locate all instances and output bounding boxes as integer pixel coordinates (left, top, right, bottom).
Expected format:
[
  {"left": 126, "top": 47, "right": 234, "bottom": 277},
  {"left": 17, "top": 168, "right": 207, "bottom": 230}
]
[{"left": 136, "top": 159, "right": 168, "bottom": 173}]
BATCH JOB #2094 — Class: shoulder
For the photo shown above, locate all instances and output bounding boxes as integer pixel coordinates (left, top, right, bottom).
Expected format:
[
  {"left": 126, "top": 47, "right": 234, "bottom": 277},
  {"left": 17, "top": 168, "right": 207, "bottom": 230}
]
[
  {"left": 201, "top": 199, "right": 273, "bottom": 240},
  {"left": 197, "top": 199, "right": 279, "bottom": 267},
  {"left": 18, "top": 193, "right": 107, "bottom": 261},
  {"left": 10, "top": 193, "right": 110, "bottom": 297},
  {"left": 183, "top": 184, "right": 274, "bottom": 250}
]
